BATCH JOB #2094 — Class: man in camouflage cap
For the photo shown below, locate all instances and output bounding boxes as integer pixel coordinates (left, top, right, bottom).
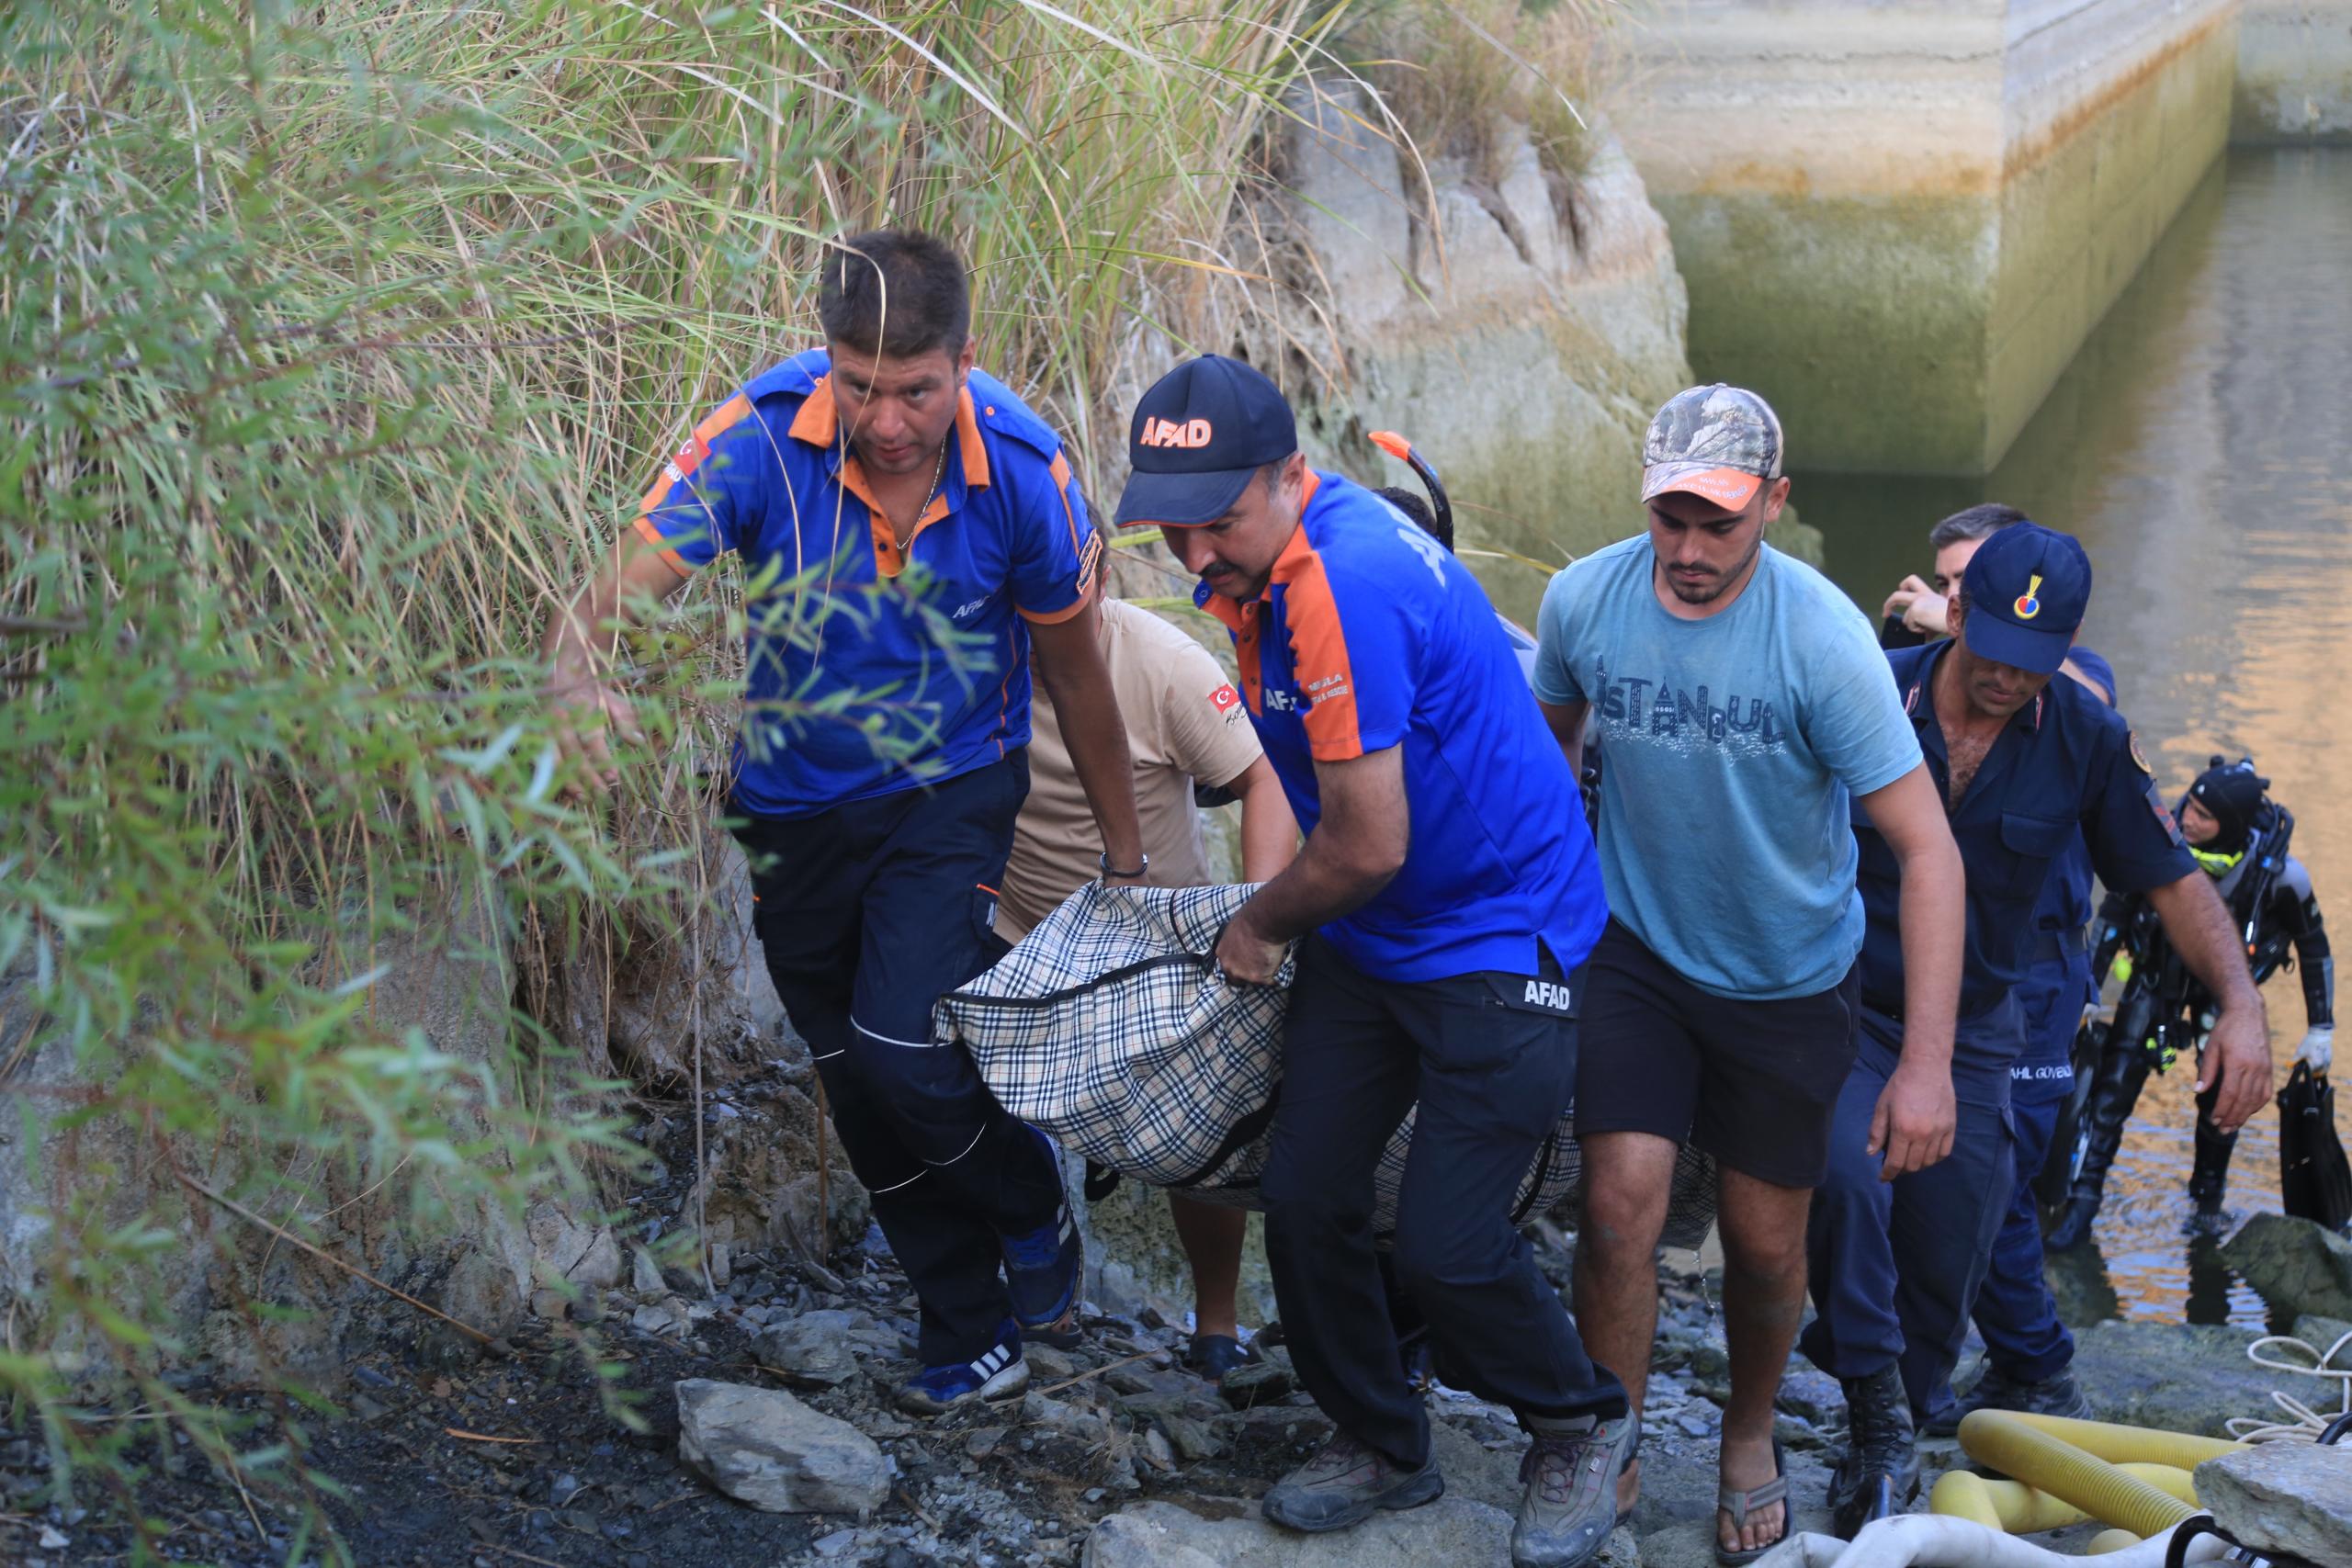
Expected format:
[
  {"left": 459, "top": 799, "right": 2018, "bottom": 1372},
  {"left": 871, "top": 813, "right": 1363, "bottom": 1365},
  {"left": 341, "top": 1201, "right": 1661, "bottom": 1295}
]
[{"left": 1532, "top": 385, "right": 1965, "bottom": 1561}]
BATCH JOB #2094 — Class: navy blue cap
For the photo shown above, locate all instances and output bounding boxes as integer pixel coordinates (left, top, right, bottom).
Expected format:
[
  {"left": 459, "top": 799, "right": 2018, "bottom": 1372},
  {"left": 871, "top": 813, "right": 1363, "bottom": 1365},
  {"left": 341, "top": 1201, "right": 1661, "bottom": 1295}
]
[
  {"left": 1961, "top": 522, "right": 2091, "bottom": 676},
  {"left": 1114, "top": 355, "right": 1298, "bottom": 527}
]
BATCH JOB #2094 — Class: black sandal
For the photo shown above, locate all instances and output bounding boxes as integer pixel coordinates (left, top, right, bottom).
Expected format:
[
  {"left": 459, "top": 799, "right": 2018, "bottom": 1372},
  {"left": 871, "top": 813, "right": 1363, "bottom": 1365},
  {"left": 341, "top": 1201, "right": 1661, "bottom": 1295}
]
[{"left": 1714, "top": 1436, "right": 1790, "bottom": 1566}]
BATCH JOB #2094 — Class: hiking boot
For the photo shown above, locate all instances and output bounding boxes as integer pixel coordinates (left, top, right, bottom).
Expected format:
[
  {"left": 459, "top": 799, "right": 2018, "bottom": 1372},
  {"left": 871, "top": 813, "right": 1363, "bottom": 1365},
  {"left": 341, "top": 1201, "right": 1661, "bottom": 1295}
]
[
  {"left": 1925, "top": 1364, "right": 2092, "bottom": 1437},
  {"left": 1512, "top": 1409, "right": 1640, "bottom": 1568},
  {"left": 896, "top": 1319, "right": 1028, "bottom": 1416},
  {"left": 1261, "top": 1431, "right": 1444, "bottom": 1532},
  {"left": 1829, "top": 1365, "right": 1917, "bottom": 1540},
  {"left": 1001, "top": 1128, "right": 1082, "bottom": 1343}
]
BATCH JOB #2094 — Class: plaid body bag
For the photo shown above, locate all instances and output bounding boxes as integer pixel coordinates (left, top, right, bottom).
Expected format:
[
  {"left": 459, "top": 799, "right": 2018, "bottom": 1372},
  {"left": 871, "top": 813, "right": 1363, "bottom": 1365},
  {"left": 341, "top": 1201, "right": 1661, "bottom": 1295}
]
[{"left": 938, "top": 881, "right": 1715, "bottom": 1247}]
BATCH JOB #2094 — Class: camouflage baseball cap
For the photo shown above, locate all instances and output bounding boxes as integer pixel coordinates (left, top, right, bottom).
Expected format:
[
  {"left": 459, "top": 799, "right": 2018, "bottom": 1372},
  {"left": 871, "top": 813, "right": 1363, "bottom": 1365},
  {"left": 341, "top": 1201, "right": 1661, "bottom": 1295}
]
[{"left": 1640, "top": 384, "right": 1785, "bottom": 510}]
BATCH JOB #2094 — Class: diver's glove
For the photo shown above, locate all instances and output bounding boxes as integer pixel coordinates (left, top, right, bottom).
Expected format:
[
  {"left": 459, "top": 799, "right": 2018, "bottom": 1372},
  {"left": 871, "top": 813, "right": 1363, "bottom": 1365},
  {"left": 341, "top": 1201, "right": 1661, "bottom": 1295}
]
[{"left": 2296, "top": 1026, "right": 2334, "bottom": 1073}]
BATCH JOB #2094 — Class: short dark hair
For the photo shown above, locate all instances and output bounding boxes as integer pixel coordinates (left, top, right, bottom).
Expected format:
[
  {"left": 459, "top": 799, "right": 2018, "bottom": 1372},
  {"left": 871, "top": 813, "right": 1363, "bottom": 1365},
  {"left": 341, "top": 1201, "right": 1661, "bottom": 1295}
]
[
  {"left": 817, "top": 230, "right": 970, "bottom": 360},
  {"left": 1374, "top": 485, "right": 1450, "bottom": 552},
  {"left": 1928, "top": 502, "right": 2030, "bottom": 552}
]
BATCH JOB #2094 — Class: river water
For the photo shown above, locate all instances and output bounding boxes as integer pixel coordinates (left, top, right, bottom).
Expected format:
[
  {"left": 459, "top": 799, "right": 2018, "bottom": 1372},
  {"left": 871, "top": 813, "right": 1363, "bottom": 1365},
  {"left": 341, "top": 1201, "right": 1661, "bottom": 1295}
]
[{"left": 1788, "top": 148, "right": 2352, "bottom": 1327}]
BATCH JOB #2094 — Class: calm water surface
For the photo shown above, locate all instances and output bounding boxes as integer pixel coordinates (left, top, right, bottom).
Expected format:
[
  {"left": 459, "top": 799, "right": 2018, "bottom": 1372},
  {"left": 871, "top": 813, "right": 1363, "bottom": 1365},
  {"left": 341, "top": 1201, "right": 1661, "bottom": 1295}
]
[{"left": 1788, "top": 149, "right": 2352, "bottom": 1326}]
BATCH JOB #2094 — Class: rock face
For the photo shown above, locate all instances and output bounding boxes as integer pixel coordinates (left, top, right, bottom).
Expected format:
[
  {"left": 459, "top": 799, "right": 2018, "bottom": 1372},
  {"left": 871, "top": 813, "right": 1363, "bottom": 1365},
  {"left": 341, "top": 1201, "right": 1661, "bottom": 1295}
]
[
  {"left": 2221, "top": 1212, "right": 2352, "bottom": 1320},
  {"left": 1260, "top": 86, "right": 1723, "bottom": 629},
  {"left": 2195, "top": 1440, "right": 2352, "bottom": 1565},
  {"left": 673, "top": 1379, "right": 888, "bottom": 1515}
]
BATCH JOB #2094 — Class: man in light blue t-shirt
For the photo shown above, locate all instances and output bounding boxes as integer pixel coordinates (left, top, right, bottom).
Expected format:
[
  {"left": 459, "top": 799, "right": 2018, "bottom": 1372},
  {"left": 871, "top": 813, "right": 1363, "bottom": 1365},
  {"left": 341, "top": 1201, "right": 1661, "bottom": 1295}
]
[{"left": 1531, "top": 385, "right": 1965, "bottom": 1563}]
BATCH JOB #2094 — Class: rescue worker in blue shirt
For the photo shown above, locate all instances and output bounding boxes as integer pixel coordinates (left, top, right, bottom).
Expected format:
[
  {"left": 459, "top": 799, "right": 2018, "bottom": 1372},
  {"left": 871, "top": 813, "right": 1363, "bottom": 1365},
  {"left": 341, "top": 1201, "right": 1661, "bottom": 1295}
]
[
  {"left": 1877, "top": 505, "right": 2115, "bottom": 1430},
  {"left": 541, "top": 231, "right": 1146, "bottom": 1415},
  {"left": 1121, "top": 355, "right": 1631, "bottom": 1568},
  {"left": 1804, "top": 522, "right": 2271, "bottom": 1535}
]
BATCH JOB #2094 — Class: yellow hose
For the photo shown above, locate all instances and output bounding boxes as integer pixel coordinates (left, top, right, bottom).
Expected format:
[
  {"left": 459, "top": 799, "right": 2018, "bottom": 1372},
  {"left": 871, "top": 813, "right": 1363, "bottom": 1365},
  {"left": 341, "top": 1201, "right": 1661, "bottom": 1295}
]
[
  {"left": 2087, "top": 1528, "right": 2144, "bottom": 1554},
  {"left": 1929, "top": 1464, "right": 2201, "bottom": 1532},
  {"left": 1928, "top": 1471, "right": 2005, "bottom": 1529},
  {"left": 1955, "top": 1411, "right": 2199, "bottom": 1539},
  {"left": 1990, "top": 1411, "right": 2242, "bottom": 1468}
]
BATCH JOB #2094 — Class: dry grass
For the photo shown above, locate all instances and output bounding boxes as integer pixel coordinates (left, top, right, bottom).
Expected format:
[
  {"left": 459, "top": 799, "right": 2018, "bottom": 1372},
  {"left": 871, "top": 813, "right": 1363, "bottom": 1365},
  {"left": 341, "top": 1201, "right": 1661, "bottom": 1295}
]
[{"left": 1350, "top": 0, "right": 1619, "bottom": 188}]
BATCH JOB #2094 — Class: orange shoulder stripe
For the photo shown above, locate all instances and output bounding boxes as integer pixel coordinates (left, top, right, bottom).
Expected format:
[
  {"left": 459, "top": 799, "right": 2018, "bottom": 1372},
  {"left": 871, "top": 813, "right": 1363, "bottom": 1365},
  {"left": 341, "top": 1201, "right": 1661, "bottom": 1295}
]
[
  {"left": 636, "top": 392, "right": 755, "bottom": 518},
  {"left": 1272, "top": 481, "right": 1363, "bottom": 760}
]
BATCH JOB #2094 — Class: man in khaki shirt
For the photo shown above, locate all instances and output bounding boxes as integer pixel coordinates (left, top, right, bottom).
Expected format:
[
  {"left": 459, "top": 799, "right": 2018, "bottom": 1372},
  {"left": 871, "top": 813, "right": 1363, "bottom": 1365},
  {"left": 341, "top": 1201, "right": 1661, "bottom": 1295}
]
[{"left": 998, "top": 566, "right": 1298, "bottom": 1379}]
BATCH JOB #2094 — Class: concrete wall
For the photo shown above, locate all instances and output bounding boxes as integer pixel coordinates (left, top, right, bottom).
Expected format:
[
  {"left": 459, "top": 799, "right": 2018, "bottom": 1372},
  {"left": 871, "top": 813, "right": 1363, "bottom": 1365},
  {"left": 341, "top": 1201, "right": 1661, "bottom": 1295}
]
[
  {"left": 1613, "top": 0, "right": 2236, "bottom": 475},
  {"left": 2235, "top": 0, "right": 2352, "bottom": 141}
]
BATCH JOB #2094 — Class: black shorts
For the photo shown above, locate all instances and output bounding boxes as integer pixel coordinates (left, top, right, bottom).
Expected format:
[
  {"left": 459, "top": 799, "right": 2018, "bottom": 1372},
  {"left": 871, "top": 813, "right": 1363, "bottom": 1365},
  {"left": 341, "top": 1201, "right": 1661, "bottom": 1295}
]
[{"left": 1575, "top": 919, "right": 1859, "bottom": 1190}]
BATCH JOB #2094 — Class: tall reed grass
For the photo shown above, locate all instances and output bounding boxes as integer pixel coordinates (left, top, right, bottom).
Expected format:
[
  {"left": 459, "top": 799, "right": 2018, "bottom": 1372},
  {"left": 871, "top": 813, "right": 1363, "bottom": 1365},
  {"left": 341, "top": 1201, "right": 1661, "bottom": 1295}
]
[
  {"left": 0, "top": 0, "right": 1359, "bottom": 1553},
  {"left": 2, "top": 0, "right": 1613, "bottom": 1551}
]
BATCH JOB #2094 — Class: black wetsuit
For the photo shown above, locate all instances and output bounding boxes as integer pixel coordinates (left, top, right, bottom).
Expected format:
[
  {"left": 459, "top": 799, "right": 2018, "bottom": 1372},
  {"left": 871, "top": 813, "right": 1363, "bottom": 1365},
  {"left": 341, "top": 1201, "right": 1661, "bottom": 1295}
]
[{"left": 2052, "top": 810, "right": 2333, "bottom": 1236}]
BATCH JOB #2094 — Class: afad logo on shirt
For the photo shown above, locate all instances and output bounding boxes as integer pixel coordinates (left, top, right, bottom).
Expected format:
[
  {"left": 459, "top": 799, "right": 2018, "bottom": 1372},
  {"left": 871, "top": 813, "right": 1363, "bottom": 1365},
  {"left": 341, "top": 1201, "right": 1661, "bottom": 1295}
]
[{"left": 2013, "top": 574, "right": 2044, "bottom": 620}]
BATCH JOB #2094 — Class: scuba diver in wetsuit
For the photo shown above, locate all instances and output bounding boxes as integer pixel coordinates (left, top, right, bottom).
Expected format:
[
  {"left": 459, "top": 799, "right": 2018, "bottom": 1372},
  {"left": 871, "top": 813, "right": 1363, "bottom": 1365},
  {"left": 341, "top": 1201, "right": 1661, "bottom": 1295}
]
[{"left": 2046, "top": 757, "right": 2334, "bottom": 1247}]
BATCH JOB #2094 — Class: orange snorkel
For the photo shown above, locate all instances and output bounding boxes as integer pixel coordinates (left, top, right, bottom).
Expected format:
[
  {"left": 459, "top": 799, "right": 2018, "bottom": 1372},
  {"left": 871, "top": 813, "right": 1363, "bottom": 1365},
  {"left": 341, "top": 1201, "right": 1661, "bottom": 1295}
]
[{"left": 1369, "top": 430, "right": 1453, "bottom": 547}]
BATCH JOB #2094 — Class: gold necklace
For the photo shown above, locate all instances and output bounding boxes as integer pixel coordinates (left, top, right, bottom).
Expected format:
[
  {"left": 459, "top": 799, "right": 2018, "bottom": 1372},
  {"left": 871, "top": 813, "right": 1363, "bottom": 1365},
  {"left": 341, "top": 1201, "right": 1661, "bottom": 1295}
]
[{"left": 890, "top": 437, "right": 950, "bottom": 549}]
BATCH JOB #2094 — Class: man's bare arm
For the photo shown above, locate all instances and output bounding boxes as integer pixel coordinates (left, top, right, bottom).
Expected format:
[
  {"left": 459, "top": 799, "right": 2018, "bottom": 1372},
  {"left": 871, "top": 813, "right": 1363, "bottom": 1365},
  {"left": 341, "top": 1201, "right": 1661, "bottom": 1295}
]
[
  {"left": 1028, "top": 601, "right": 1146, "bottom": 879},
  {"left": 1853, "top": 763, "right": 1966, "bottom": 1179},
  {"left": 1537, "top": 697, "right": 1590, "bottom": 775},
  {"left": 2144, "top": 869, "right": 2271, "bottom": 1131},
  {"left": 1229, "top": 754, "right": 1301, "bottom": 885},
  {"left": 541, "top": 542, "right": 691, "bottom": 790},
  {"left": 1215, "top": 746, "right": 1407, "bottom": 983}
]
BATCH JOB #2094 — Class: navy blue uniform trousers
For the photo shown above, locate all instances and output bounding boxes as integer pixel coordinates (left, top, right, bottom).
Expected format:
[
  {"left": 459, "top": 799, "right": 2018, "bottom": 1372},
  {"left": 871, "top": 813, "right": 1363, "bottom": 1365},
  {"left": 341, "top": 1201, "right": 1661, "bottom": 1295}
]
[
  {"left": 1968, "top": 951, "right": 2090, "bottom": 1382},
  {"left": 1261, "top": 936, "right": 1627, "bottom": 1469},
  {"left": 1802, "top": 1003, "right": 2017, "bottom": 1427},
  {"left": 735, "top": 753, "right": 1062, "bottom": 1366}
]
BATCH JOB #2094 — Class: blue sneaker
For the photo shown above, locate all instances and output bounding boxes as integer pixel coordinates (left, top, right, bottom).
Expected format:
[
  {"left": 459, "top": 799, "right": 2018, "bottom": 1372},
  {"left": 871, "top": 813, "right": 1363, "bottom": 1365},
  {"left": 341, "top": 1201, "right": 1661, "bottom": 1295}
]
[
  {"left": 1001, "top": 1127, "right": 1082, "bottom": 1341},
  {"left": 895, "top": 1320, "right": 1029, "bottom": 1416}
]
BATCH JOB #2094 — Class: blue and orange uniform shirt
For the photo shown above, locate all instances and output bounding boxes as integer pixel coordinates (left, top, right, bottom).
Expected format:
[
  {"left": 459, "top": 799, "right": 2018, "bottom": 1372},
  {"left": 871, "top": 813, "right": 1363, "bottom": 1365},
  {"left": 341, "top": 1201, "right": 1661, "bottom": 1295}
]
[
  {"left": 1193, "top": 472, "right": 1609, "bottom": 982},
  {"left": 632, "top": 349, "right": 1102, "bottom": 818}
]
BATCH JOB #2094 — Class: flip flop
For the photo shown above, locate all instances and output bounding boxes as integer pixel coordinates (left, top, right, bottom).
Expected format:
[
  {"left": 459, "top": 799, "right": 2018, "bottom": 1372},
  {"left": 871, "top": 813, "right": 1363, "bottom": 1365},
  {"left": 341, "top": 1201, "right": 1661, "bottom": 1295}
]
[{"left": 1713, "top": 1436, "right": 1790, "bottom": 1567}]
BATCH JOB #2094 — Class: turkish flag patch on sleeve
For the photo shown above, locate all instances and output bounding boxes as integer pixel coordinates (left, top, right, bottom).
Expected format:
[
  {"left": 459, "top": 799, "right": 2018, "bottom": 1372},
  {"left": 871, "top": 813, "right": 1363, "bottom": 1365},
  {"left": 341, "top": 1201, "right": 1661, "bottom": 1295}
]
[{"left": 1210, "top": 683, "right": 1241, "bottom": 714}]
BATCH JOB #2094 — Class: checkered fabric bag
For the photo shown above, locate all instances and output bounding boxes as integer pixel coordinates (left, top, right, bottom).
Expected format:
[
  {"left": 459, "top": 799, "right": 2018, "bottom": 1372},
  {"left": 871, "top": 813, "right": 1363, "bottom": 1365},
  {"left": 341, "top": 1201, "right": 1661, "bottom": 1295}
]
[
  {"left": 937, "top": 882, "right": 1291, "bottom": 1189},
  {"left": 937, "top": 881, "right": 1719, "bottom": 1247}
]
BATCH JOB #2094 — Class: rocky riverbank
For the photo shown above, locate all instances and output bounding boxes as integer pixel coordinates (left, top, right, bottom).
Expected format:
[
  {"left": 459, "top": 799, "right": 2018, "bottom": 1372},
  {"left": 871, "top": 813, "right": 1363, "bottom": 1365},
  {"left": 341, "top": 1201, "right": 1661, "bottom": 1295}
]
[{"left": 11, "top": 1074, "right": 2339, "bottom": 1568}]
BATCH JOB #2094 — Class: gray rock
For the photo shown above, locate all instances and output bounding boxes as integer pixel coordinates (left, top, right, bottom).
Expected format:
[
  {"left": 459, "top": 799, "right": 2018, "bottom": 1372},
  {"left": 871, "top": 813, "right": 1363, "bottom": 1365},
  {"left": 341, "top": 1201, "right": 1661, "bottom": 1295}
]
[
  {"left": 1219, "top": 1346, "right": 1295, "bottom": 1407},
  {"left": 1021, "top": 1391, "right": 1110, "bottom": 1447},
  {"left": 1081, "top": 1496, "right": 1514, "bottom": 1567},
  {"left": 753, "top": 1311, "right": 864, "bottom": 1388},
  {"left": 2068, "top": 1320, "right": 2290, "bottom": 1438},
  {"left": 630, "top": 1298, "right": 691, "bottom": 1337},
  {"left": 1028, "top": 1345, "right": 1079, "bottom": 1382},
  {"left": 2196, "top": 1441, "right": 2352, "bottom": 1566},
  {"left": 632, "top": 1246, "right": 665, "bottom": 1296},
  {"left": 2292, "top": 1314, "right": 2352, "bottom": 1365},
  {"left": 2220, "top": 1213, "right": 2352, "bottom": 1320},
  {"left": 673, "top": 1379, "right": 888, "bottom": 1515}
]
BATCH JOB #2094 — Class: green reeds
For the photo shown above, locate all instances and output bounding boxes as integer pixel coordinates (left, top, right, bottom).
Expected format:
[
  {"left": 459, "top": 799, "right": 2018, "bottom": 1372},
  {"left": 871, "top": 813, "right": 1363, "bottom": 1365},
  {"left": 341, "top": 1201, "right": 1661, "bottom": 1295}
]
[{"left": 0, "top": 0, "right": 1348, "bottom": 1555}]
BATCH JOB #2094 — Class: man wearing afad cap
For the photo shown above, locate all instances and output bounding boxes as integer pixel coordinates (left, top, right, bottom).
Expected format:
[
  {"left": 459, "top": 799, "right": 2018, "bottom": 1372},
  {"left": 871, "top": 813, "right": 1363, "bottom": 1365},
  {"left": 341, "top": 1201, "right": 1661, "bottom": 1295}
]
[
  {"left": 1535, "top": 385, "right": 1965, "bottom": 1563},
  {"left": 1120, "top": 355, "right": 1632, "bottom": 1568},
  {"left": 1807, "top": 521, "right": 2269, "bottom": 1534}
]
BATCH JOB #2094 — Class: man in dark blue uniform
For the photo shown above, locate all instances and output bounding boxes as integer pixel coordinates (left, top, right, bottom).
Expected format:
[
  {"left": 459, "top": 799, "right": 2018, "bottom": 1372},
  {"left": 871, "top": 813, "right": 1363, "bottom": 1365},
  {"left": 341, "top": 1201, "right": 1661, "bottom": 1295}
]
[
  {"left": 1879, "top": 505, "right": 2115, "bottom": 1430},
  {"left": 1804, "top": 522, "right": 2271, "bottom": 1538}
]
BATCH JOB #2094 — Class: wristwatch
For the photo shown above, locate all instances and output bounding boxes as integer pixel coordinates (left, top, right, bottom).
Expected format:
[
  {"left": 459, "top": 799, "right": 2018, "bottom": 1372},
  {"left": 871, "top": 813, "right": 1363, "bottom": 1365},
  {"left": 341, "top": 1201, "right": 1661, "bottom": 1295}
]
[{"left": 1098, "top": 851, "right": 1150, "bottom": 880}]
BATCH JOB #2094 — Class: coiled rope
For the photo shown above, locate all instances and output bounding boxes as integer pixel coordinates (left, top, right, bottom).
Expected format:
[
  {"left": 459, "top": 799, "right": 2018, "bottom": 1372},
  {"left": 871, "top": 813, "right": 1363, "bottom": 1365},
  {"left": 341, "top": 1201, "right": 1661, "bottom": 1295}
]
[{"left": 2228, "top": 1327, "right": 2352, "bottom": 1442}]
